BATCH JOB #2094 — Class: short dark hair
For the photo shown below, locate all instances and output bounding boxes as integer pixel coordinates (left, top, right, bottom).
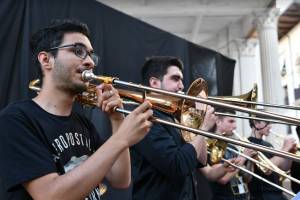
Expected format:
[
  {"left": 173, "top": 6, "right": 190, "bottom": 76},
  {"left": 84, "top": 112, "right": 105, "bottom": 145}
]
[
  {"left": 215, "top": 107, "right": 236, "bottom": 120},
  {"left": 249, "top": 119, "right": 270, "bottom": 128},
  {"left": 30, "top": 19, "right": 90, "bottom": 77},
  {"left": 141, "top": 56, "right": 184, "bottom": 86},
  {"left": 249, "top": 119, "right": 255, "bottom": 128}
]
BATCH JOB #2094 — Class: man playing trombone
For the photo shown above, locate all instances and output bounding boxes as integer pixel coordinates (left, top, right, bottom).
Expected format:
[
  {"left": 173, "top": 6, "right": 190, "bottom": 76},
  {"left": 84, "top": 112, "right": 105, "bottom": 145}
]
[
  {"left": 247, "top": 120, "right": 297, "bottom": 200},
  {"left": 130, "top": 56, "right": 216, "bottom": 200},
  {"left": 201, "top": 109, "right": 257, "bottom": 200},
  {"left": 0, "top": 19, "right": 154, "bottom": 200}
]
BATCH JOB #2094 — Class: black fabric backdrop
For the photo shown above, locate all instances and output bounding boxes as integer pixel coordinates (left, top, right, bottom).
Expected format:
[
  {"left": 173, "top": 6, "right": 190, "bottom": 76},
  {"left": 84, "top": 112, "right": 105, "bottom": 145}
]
[{"left": 0, "top": 0, "right": 235, "bottom": 199}]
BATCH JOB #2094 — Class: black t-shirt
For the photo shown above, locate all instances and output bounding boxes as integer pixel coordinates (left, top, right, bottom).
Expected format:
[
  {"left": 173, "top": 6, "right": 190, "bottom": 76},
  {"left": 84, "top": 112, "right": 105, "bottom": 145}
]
[
  {"left": 0, "top": 100, "right": 104, "bottom": 200},
  {"left": 247, "top": 137, "right": 284, "bottom": 200},
  {"left": 210, "top": 145, "right": 248, "bottom": 200}
]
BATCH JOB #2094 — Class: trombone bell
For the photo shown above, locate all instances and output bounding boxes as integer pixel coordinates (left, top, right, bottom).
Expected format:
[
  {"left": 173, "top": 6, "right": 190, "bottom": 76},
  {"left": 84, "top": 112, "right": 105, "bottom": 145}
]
[
  {"left": 181, "top": 78, "right": 208, "bottom": 142},
  {"left": 211, "top": 84, "right": 258, "bottom": 109},
  {"left": 179, "top": 78, "right": 227, "bottom": 163}
]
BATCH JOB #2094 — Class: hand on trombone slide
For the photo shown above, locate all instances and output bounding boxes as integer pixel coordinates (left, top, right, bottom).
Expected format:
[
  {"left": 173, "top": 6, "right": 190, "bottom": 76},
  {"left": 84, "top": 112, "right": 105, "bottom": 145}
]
[
  {"left": 236, "top": 148, "right": 257, "bottom": 164},
  {"left": 199, "top": 105, "right": 216, "bottom": 131},
  {"left": 222, "top": 158, "right": 237, "bottom": 172},
  {"left": 222, "top": 148, "right": 257, "bottom": 172},
  {"left": 281, "top": 137, "right": 297, "bottom": 154}
]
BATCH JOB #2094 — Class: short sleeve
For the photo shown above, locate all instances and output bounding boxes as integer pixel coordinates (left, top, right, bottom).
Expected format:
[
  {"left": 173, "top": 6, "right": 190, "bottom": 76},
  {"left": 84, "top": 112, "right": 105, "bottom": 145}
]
[{"left": 0, "top": 114, "right": 57, "bottom": 191}]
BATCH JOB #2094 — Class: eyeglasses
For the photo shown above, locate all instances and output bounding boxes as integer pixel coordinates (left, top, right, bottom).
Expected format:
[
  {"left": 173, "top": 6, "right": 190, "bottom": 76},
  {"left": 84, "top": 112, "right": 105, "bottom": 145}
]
[{"left": 47, "top": 43, "right": 100, "bottom": 66}]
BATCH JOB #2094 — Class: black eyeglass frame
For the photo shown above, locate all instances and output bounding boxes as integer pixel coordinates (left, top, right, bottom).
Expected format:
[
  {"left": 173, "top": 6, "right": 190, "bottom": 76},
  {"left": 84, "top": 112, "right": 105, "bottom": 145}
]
[{"left": 47, "top": 43, "right": 100, "bottom": 66}]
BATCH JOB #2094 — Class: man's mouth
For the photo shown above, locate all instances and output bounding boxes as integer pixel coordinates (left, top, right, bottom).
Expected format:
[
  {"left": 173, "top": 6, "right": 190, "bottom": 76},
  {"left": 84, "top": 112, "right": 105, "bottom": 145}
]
[{"left": 76, "top": 68, "right": 85, "bottom": 74}]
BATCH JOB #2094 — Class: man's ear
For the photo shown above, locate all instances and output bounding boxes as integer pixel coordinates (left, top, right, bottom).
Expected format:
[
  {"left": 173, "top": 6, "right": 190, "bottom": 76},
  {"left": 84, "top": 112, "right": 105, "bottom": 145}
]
[
  {"left": 149, "top": 77, "right": 161, "bottom": 88},
  {"left": 37, "top": 51, "right": 53, "bottom": 70}
]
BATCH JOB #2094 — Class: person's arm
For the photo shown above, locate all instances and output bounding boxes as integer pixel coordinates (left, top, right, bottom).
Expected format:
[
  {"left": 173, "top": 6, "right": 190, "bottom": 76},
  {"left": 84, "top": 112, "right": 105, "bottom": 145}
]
[
  {"left": 104, "top": 117, "right": 131, "bottom": 188},
  {"left": 217, "top": 170, "right": 239, "bottom": 185},
  {"left": 96, "top": 84, "right": 130, "bottom": 188},
  {"left": 23, "top": 135, "right": 132, "bottom": 200},
  {"left": 199, "top": 105, "right": 216, "bottom": 132},
  {"left": 215, "top": 157, "right": 244, "bottom": 185},
  {"left": 190, "top": 135, "right": 207, "bottom": 165},
  {"left": 218, "top": 148, "right": 257, "bottom": 184},
  {"left": 200, "top": 162, "right": 235, "bottom": 181},
  {"left": 270, "top": 137, "right": 297, "bottom": 171},
  {"left": 243, "top": 160, "right": 254, "bottom": 183},
  {"left": 190, "top": 105, "right": 216, "bottom": 165},
  {"left": 23, "top": 85, "right": 153, "bottom": 200}
]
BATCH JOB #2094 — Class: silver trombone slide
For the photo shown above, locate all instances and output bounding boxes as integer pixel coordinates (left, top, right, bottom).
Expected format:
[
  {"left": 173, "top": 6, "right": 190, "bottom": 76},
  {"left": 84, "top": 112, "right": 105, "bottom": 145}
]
[
  {"left": 218, "top": 155, "right": 295, "bottom": 197},
  {"left": 82, "top": 70, "right": 300, "bottom": 126},
  {"left": 114, "top": 107, "right": 300, "bottom": 162},
  {"left": 215, "top": 112, "right": 298, "bottom": 126},
  {"left": 209, "top": 96, "right": 300, "bottom": 110},
  {"left": 227, "top": 146, "right": 300, "bottom": 186}
]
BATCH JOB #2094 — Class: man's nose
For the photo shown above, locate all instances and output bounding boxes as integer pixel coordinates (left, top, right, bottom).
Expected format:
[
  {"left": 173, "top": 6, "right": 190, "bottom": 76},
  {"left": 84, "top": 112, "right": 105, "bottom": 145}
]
[
  {"left": 83, "top": 55, "right": 95, "bottom": 70},
  {"left": 178, "top": 81, "right": 184, "bottom": 90}
]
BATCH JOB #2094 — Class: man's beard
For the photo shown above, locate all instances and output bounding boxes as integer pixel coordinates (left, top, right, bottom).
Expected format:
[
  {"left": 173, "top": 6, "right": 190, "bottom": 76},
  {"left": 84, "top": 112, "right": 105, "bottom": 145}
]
[
  {"left": 67, "top": 82, "right": 87, "bottom": 95},
  {"left": 52, "top": 62, "right": 88, "bottom": 95}
]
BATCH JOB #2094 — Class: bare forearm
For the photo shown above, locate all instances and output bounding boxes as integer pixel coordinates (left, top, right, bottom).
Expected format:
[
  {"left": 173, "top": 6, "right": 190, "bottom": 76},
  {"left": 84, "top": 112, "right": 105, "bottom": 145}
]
[
  {"left": 270, "top": 156, "right": 292, "bottom": 171},
  {"left": 106, "top": 148, "right": 131, "bottom": 188},
  {"left": 24, "top": 135, "right": 128, "bottom": 200},
  {"left": 243, "top": 162, "right": 253, "bottom": 182},
  {"left": 218, "top": 170, "right": 239, "bottom": 185},
  {"left": 111, "top": 118, "right": 124, "bottom": 134},
  {"left": 200, "top": 164, "right": 227, "bottom": 181},
  {"left": 106, "top": 118, "right": 131, "bottom": 187}
]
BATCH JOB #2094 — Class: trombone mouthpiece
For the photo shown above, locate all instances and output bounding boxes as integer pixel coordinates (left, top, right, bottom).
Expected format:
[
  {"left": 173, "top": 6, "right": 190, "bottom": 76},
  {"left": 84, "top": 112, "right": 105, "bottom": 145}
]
[
  {"left": 82, "top": 70, "right": 95, "bottom": 82},
  {"left": 81, "top": 70, "right": 117, "bottom": 84},
  {"left": 232, "top": 130, "right": 242, "bottom": 139}
]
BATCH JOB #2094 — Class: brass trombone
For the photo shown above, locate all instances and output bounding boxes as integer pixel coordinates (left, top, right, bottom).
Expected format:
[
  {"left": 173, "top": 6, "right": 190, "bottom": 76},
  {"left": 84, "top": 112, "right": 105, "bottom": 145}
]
[
  {"left": 231, "top": 130, "right": 300, "bottom": 186},
  {"left": 28, "top": 71, "right": 300, "bottom": 162},
  {"left": 81, "top": 70, "right": 300, "bottom": 126},
  {"left": 211, "top": 84, "right": 298, "bottom": 126},
  {"left": 83, "top": 71, "right": 299, "bottom": 196},
  {"left": 226, "top": 146, "right": 300, "bottom": 185},
  {"left": 214, "top": 112, "right": 298, "bottom": 126},
  {"left": 209, "top": 83, "right": 300, "bottom": 110},
  {"left": 215, "top": 152, "right": 296, "bottom": 197},
  {"left": 195, "top": 83, "right": 300, "bottom": 194}
]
